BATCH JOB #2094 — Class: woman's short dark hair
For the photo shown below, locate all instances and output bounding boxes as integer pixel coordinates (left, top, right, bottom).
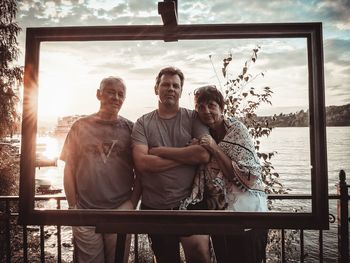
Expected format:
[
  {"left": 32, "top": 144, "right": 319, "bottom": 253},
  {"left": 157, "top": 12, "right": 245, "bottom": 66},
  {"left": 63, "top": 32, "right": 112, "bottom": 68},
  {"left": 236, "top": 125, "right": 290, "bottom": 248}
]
[
  {"left": 155, "top": 66, "right": 185, "bottom": 88},
  {"left": 194, "top": 85, "right": 225, "bottom": 111}
]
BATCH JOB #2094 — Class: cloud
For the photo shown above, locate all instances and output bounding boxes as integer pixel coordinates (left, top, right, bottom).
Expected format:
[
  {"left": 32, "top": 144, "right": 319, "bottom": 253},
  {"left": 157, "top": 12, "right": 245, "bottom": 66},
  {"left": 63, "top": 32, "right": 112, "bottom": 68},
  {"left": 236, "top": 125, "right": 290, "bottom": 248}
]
[
  {"left": 208, "top": 0, "right": 304, "bottom": 23},
  {"left": 105, "top": 3, "right": 127, "bottom": 15},
  {"left": 15, "top": 0, "right": 350, "bottom": 112},
  {"left": 323, "top": 38, "right": 350, "bottom": 104},
  {"left": 324, "top": 38, "right": 350, "bottom": 66},
  {"left": 128, "top": 0, "right": 157, "bottom": 13},
  {"left": 325, "top": 89, "right": 350, "bottom": 105},
  {"left": 178, "top": 0, "right": 350, "bottom": 40},
  {"left": 327, "top": 84, "right": 342, "bottom": 91},
  {"left": 18, "top": 0, "right": 160, "bottom": 28},
  {"left": 260, "top": 48, "right": 308, "bottom": 70},
  {"left": 315, "top": 0, "right": 350, "bottom": 30}
]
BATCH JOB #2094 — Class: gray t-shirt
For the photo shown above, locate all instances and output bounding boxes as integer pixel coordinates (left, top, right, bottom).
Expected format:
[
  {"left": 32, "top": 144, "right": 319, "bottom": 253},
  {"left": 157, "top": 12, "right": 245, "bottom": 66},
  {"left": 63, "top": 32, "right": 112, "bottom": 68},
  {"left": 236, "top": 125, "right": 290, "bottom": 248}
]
[
  {"left": 131, "top": 108, "right": 209, "bottom": 209},
  {"left": 60, "top": 114, "right": 134, "bottom": 209}
]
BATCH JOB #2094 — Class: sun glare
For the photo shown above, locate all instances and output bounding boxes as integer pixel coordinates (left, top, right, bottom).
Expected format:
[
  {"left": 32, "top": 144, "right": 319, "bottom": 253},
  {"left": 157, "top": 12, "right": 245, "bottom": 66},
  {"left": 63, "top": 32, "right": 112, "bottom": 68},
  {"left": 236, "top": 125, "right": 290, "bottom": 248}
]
[
  {"left": 37, "top": 137, "right": 59, "bottom": 160},
  {"left": 37, "top": 82, "right": 67, "bottom": 118},
  {"left": 38, "top": 48, "right": 100, "bottom": 121}
]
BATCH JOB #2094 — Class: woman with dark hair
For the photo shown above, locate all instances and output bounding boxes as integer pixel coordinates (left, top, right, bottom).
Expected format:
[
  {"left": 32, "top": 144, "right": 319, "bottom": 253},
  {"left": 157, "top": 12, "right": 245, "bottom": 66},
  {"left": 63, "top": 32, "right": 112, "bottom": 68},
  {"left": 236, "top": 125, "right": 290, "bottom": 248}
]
[{"left": 181, "top": 85, "right": 268, "bottom": 263}]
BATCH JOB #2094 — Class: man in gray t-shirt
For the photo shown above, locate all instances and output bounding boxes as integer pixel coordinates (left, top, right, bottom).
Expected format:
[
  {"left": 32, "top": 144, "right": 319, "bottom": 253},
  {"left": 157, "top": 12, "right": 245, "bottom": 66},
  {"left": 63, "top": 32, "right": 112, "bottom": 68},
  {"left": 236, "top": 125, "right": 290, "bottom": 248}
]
[
  {"left": 61, "top": 114, "right": 134, "bottom": 210},
  {"left": 61, "top": 77, "right": 140, "bottom": 263},
  {"left": 132, "top": 107, "right": 208, "bottom": 209},
  {"left": 132, "top": 67, "right": 211, "bottom": 263}
]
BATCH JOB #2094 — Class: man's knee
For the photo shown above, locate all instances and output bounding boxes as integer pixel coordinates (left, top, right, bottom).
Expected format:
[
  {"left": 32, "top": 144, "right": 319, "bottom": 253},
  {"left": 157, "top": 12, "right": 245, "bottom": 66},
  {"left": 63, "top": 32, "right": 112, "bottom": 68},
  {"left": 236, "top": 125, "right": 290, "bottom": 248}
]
[{"left": 73, "top": 226, "right": 106, "bottom": 262}]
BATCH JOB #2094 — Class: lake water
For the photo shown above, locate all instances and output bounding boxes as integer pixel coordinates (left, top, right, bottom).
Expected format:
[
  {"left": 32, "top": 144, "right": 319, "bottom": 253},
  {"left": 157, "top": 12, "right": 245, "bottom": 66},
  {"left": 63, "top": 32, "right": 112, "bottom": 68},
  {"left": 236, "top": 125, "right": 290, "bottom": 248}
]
[
  {"left": 260, "top": 127, "right": 349, "bottom": 193},
  {"left": 259, "top": 127, "right": 349, "bottom": 261},
  {"left": 36, "top": 127, "right": 350, "bottom": 194},
  {"left": 33, "top": 127, "right": 350, "bottom": 262}
]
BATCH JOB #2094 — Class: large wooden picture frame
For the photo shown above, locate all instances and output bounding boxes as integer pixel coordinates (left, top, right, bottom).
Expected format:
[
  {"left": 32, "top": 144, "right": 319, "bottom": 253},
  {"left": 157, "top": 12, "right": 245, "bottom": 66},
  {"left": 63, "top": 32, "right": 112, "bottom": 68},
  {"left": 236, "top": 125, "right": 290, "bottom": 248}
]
[{"left": 19, "top": 22, "right": 328, "bottom": 231}]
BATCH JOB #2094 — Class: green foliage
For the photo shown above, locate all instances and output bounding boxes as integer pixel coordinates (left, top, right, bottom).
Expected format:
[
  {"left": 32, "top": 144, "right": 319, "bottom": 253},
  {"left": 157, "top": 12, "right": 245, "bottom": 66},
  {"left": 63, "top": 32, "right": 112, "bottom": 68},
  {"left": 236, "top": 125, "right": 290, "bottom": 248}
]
[
  {"left": 215, "top": 47, "right": 304, "bottom": 261},
  {"left": 215, "top": 47, "right": 286, "bottom": 195},
  {"left": 0, "top": 0, "right": 22, "bottom": 196},
  {"left": 0, "top": 0, "right": 23, "bottom": 139},
  {"left": 0, "top": 144, "right": 19, "bottom": 195}
]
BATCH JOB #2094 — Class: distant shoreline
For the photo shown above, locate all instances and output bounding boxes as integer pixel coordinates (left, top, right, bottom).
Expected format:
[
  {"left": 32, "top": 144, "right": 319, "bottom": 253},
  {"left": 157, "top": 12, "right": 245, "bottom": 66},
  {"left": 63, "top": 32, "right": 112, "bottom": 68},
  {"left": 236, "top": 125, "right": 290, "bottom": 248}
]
[{"left": 256, "top": 103, "right": 350, "bottom": 127}]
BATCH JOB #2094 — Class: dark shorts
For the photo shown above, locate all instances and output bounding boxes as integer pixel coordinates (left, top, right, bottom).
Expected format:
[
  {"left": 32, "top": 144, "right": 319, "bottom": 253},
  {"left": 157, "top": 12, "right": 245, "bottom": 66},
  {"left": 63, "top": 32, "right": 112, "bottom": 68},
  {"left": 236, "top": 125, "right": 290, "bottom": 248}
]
[
  {"left": 140, "top": 201, "right": 207, "bottom": 263},
  {"left": 212, "top": 229, "right": 268, "bottom": 263},
  {"left": 140, "top": 203, "right": 181, "bottom": 263}
]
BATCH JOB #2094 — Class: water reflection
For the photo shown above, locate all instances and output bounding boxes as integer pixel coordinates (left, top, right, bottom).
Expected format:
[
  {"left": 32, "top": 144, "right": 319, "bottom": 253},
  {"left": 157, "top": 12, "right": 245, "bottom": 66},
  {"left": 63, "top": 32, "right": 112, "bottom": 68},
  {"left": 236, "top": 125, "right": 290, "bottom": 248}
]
[
  {"left": 35, "top": 136, "right": 65, "bottom": 196},
  {"left": 37, "top": 136, "right": 59, "bottom": 160}
]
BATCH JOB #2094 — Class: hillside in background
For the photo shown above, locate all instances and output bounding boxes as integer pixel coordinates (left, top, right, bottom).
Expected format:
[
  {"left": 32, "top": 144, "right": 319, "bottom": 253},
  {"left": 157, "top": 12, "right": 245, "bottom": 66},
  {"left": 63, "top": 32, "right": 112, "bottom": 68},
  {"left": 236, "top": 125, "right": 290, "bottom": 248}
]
[{"left": 257, "top": 103, "right": 350, "bottom": 127}]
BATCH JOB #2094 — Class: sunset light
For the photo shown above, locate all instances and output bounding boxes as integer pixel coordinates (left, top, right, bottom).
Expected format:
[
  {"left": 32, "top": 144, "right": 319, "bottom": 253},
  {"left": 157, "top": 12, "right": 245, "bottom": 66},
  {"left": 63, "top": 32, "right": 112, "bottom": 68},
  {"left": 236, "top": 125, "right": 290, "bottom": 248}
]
[
  {"left": 5, "top": 1, "right": 349, "bottom": 262},
  {"left": 37, "top": 137, "right": 59, "bottom": 160}
]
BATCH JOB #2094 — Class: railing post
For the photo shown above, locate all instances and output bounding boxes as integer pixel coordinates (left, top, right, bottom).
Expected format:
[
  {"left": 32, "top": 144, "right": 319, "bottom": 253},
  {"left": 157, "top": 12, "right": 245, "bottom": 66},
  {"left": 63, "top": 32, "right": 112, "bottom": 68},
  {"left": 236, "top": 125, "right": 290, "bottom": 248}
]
[
  {"left": 40, "top": 225, "right": 45, "bottom": 262},
  {"left": 56, "top": 199, "right": 62, "bottom": 263},
  {"left": 115, "top": 234, "right": 126, "bottom": 263},
  {"left": 337, "top": 170, "right": 349, "bottom": 263},
  {"left": 281, "top": 229, "right": 285, "bottom": 262},
  {"left": 5, "top": 200, "right": 11, "bottom": 263},
  {"left": 23, "top": 225, "right": 28, "bottom": 262},
  {"left": 134, "top": 234, "right": 139, "bottom": 263},
  {"left": 319, "top": 230, "right": 323, "bottom": 263}
]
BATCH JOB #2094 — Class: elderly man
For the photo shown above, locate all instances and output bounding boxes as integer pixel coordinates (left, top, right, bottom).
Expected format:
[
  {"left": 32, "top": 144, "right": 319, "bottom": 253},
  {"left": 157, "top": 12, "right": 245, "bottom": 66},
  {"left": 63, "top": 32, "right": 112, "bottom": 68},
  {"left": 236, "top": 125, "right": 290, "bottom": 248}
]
[
  {"left": 132, "top": 67, "right": 211, "bottom": 263},
  {"left": 60, "top": 76, "right": 140, "bottom": 262}
]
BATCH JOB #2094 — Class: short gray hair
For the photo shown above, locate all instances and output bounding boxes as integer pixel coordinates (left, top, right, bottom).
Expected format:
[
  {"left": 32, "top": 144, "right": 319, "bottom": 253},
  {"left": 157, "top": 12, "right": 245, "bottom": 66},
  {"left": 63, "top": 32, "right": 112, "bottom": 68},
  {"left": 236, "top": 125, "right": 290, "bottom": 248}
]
[{"left": 99, "top": 76, "right": 126, "bottom": 91}]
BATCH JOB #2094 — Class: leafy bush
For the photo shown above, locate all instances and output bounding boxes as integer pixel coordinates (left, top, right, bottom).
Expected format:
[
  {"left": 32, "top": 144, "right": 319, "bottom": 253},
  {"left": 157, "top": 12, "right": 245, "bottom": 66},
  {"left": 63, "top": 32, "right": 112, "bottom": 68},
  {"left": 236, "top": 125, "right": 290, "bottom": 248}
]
[
  {"left": 215, "top": 47, "right": 302, "bottom": 261},
  {"left": 0, "top": 0, "right": 22, "bottom": 195},
  {"left": 213, "top": 47, "right": 284, "bottom": 195},
  {"left": 0, "top": 144, "right": 19, "bottom": 196},
  {"left": 0, "top": 0, "right": 23, "bottom": 139}
]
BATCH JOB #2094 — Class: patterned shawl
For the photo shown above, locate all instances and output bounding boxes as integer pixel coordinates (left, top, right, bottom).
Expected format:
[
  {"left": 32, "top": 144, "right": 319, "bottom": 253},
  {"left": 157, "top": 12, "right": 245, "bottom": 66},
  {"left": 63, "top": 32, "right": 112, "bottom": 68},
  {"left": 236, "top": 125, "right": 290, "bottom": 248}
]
[{"left": 180, "top": 118, "right": 265, "bottom": 210}]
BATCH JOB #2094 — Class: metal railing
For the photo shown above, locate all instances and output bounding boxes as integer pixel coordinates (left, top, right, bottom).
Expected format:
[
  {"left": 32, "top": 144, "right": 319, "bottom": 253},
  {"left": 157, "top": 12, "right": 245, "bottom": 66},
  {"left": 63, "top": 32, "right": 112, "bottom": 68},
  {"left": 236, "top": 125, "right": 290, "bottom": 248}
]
[{"left": 1, "top": 170, "right": 349, "bottom": 263}]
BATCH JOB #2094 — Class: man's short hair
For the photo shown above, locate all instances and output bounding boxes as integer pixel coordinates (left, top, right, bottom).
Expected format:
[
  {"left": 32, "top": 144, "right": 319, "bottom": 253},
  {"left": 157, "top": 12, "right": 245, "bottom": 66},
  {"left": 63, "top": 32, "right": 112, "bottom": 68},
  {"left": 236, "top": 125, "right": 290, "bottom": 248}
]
[
  {"left": 155, "top": 67, "right": 185, "bottom": 88},
  {"left": 99, "top": 76, "right": 125, "bottom": 91}
]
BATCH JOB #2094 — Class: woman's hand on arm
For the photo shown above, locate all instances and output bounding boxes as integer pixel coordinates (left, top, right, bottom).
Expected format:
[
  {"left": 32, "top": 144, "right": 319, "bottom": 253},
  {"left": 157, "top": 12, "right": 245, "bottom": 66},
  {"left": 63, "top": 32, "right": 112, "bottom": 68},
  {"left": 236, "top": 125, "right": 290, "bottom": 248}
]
[
  {"left": 200, "top": 135, "right": 235, "bottom": 180},
  {"left": 199, "top": 134, "right": 220, "bottom": 154}
]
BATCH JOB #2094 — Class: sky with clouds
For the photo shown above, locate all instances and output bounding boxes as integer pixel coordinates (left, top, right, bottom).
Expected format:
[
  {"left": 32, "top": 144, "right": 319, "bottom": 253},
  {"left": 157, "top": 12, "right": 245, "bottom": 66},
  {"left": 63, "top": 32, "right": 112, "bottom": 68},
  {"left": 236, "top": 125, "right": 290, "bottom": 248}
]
[{"left": 15, "top": 0, "right": 350, "bottom": 123}]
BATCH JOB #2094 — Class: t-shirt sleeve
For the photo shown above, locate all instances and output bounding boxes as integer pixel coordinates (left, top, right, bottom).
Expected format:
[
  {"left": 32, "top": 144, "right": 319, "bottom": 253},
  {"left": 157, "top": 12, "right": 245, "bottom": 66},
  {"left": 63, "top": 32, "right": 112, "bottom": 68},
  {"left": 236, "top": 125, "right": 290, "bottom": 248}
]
[
  {"left": 59, "top": 122, "right": 79, "bottom": 163},
  {"left": 131, "top": 117, "right": 148, "bottom": 147},
  {"left": 191, "top": 112, "right": 209, "bottom": 139}
]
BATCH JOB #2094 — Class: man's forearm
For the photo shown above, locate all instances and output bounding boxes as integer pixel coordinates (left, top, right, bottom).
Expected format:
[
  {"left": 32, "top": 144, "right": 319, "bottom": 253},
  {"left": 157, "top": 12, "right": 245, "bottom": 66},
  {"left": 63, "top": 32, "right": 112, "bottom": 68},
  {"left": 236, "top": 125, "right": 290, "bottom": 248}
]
[
  {"left": 134, "top": 154, "right": 180, "bottom": 173},
  {"left": 149, "top": 145, "right": 210, "bottom": 164},
  {"left": 63, "top": 164, "right": 77, "bottom": 208}
]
